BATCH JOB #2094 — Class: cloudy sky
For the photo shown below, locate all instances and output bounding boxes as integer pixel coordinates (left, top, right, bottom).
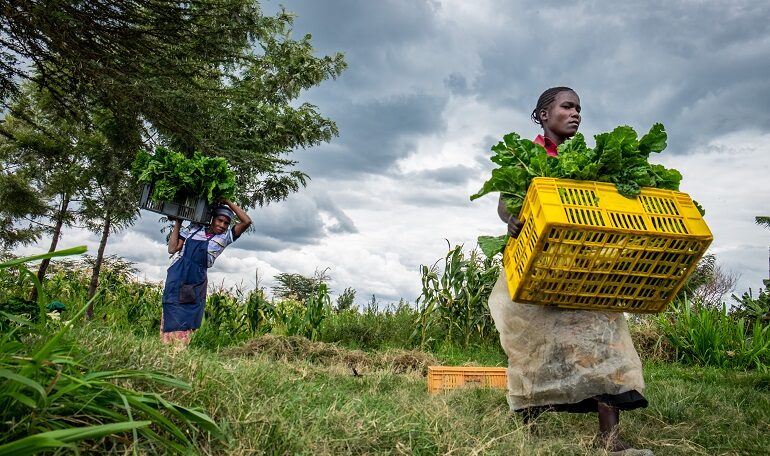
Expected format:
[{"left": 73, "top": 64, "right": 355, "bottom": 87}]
[{"left": 35, "top": 0, "right": 770, "bottom": 305}]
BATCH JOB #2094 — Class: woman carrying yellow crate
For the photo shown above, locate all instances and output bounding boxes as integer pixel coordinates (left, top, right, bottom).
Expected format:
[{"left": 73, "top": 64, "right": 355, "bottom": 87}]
[{"left": 489, "top": 87, "right": 649, "bottom": 454}]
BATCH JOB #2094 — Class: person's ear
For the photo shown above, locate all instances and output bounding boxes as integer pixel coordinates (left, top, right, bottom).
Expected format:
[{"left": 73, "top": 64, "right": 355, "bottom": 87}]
[{"left": 539, "top": 107, "right": 549, "bottom": 123}]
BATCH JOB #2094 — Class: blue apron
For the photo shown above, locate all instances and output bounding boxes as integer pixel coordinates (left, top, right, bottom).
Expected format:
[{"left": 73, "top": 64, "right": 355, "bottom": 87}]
[{"left": 162, "top": 227, "right": 209, "bottom": 332}]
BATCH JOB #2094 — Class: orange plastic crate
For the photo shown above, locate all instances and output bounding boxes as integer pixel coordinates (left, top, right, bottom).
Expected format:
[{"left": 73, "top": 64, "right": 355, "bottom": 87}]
[
  {"left": 427, "top": 366, "right": 507, "bottom": 394},
  {"left": 503, "top": 177, "right": 713, "bottom": 313}
]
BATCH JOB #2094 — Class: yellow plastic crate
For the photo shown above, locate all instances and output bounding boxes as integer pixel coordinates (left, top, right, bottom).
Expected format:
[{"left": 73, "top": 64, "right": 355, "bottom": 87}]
[
  {"left": 503, "top": 177, "right": 713, "bottom": 313},
  {"left": 427, "top": 366, "right": 507, "bottom": 394}
]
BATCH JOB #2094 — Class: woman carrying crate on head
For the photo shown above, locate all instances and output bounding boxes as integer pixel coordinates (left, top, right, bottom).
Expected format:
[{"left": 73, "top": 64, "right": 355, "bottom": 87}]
[
  {"left": 489, "top": 87, "right": 649, "bottom": 454},
  {"left": 160, "top": 199, "right": 252, "bottom": 347}
]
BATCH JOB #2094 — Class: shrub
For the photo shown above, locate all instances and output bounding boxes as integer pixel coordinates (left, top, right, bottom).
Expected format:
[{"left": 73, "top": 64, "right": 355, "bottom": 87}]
[{"left": 319, "top": 300, "right": 421, "bottom": 351}]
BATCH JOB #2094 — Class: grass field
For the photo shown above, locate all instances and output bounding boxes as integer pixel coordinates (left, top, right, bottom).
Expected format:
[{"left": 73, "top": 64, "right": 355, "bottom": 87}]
[{"left": 73, "top": 324, "right": 770, "bottom": 455}]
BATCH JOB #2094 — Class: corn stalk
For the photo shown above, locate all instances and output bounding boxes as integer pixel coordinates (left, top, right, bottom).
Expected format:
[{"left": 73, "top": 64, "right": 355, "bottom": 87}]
[
  {"left": 303, "top": 283, "right": 331, "bottom": 341},
  {"left": 413, "top": 242, "right": 500, "bottom": 348}
]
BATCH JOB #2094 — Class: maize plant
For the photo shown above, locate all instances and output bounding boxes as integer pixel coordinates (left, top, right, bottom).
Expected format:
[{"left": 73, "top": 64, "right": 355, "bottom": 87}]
[
  {"left": 205, "top": 291, "right": 247, "bottom": 336},
  {"left": 303, "top": 283, "right": 331, "bottom": 341},
  {"left": 413, "top": 242, "right": 500, "bottom": 348},
  {"left": 244, "top": 288, "right": 275, "bottom": 335},
  {"left": 274, "top": 297, "right": 307, "bottom": 337}
]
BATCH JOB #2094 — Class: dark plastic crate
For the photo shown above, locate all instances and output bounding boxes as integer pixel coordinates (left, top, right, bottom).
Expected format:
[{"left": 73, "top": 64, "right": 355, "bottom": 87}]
[{"left": 138, "top": 184, "right": 211, "bottom": 224}]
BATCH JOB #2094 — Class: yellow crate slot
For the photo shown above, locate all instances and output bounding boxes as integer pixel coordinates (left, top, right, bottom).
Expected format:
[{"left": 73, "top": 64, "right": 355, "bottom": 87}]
[{"left": 503, "top": 178, "right": 712, "bottom": 313}]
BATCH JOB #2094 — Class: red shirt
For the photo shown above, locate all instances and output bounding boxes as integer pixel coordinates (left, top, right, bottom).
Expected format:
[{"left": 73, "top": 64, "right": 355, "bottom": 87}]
[{"left": 534, "top": 135, "right": 559, "bottom": 156}]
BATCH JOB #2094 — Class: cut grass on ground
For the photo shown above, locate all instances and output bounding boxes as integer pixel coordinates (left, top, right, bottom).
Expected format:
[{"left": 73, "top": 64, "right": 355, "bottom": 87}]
[{"left": 74, "top": 326, "right": 770, "bottom": 455}]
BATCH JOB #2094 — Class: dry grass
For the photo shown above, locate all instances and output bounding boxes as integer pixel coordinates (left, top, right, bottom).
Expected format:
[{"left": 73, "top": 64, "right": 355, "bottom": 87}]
[
  {"left": 225, "top": 334, "right": 438, "bottom": 375},
  {"left": 628, "top": 315, "right": 676, "bottom": 363}
]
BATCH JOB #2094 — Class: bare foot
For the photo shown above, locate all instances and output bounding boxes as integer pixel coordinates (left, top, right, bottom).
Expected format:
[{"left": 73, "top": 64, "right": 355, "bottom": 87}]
[{"left": 596, "top": 431, "right": 632, "bottom": 452}]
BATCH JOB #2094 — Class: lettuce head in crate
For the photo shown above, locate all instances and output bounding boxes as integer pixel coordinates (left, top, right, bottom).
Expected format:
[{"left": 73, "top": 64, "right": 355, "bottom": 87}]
[{"left": 132, "top": 146, "right": 236, "bottom": 204}]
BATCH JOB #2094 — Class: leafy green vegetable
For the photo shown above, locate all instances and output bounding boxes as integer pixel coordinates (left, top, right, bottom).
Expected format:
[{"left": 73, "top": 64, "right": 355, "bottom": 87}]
[
  {"left": 471, "top": 123, "right": 696, "bottom": 217},
  {"left": 132, "top": 147, "right": 236, "bottom": 203},
  {"left": 472, "top": 123, "right": 704, "bottom": 258},
  {"left": 477, "top": 235, "right": 508, "bottom": 259}
]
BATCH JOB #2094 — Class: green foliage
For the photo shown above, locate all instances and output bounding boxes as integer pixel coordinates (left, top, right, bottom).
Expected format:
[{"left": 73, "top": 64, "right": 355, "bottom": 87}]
[
  {"left": 0, "top": 297, "right": 39, "bottom": 326},
  {"left": 133, "top": 146, "right": 236, "bottom": 203},
  {"left": 203, "top": 291, "right": 248, "bottom": 337},
  {"left": 0, "top": 247, "right": 226, "bottom": 453},
  {"left": 244, "top": 288, "right": 274, "bottom": 335},
  {"left": 657, "top": 298, "right": 770, "bottom": 370},
  {"left": 271, "top": 269, "right": 331, "bottom": 302},
  {"left": 303, "top": 283, "right": 332, "bottom": 341},
  {"left": 477, "top": 235, "right": 507, "bottom": 260},
  {"left": 319, "top": 300, "right": 421, "bottom": 350},
  {"left": 3, "top": 1, "right": 346, "bottom": 209},
  {"left": 0, "top": 86, "right": 87, "bottom": 252},
  {"left": 470, "top": 123, "right": 692, "bottom": 218},
  {"left": 335, "top": 287, "right": 357, "bottom": 312},
  {"left": 22, "top": 254, "right": 163, "bottom": 336},
  {"left": 0, "top": 173, "right": 47, "bottom": 250},
  {"left": 414, "top": 244, "right": 500, "bottom": 348},
  {"left": 731, "top": 288, "right": 770, "bottom": 329},
  {"left": 273, "top": 297, "right": 308, "bottom": 337},
  {"left": 0, "top": 328, "right": 227, "bottom": 453}
]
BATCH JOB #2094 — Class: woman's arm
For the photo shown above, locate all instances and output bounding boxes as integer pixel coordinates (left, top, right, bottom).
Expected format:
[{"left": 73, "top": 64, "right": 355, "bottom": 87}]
[
  {"left": 221, "top": 199, "right": 252, "bottom": 238},
  {"left": 498, "top": 194, "right": 524, "bottom": 238},
  {"left": 168, "top": 219, "right": 185, "bottom": 254}
]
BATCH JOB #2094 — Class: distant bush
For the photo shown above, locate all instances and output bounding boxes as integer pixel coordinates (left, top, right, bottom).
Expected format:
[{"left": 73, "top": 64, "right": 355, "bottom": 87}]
[{"left": 319, "top": 300, "right": 422, "bottom": 351}]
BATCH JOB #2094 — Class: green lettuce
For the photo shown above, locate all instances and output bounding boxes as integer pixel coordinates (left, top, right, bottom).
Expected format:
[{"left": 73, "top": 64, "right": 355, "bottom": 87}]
[
  {"left": 471, "top": 123, "right": 703, "bottom": 257},
  {"left": 132, "top": 147, "right": 236, "bottom": 203}
]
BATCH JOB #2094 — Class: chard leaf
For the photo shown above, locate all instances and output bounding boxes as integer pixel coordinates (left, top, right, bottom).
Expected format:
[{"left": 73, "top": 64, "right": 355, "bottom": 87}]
[
  {"left": 615, "top": 181, "right": 641, "bottom": 198},
  {"left": 478, "top": 235, "right": 508, "bottom": 259},
  {"left": 470, "top": 167, "right": 527, "bottom": 202},
  {"left": 639, "top": 123, "right": 667, "bottom": 155},
  {"left": 471, "top": 121, "right": 702, "bottom": 242},
  {"left": 597, "top": 144, "right": 623, "bottom": 175},
  {"left": 650, "top": 164, "right": 682, "bottom": 190}
]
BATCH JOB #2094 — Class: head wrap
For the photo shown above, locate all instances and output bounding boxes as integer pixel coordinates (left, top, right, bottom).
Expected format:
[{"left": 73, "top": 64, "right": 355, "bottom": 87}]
[{"left": 210, "top": 205, "right": 234, "bottom": 222}]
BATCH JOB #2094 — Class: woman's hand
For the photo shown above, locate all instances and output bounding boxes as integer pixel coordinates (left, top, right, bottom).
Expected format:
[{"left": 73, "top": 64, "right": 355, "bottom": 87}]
[
  {"left": 219, "top": 198, "right": 252, "bottom": 238},
  {"left": 498, "top": 194, "right": 524, "bottom": 238},
  {"left": 507, "top": 215, "right": 524, "bottom": 238}
]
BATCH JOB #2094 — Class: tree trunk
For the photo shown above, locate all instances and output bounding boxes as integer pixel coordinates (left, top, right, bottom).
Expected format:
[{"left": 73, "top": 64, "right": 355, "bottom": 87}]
[
  {"left": 30, "top": 193, "right": 70, "bottom": 303},
  {"left": 86, "top": 211, "right": 111, "bottom": 319}
]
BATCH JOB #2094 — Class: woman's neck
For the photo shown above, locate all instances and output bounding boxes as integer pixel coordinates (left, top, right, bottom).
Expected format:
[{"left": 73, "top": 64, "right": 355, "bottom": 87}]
[{"left": 542, "top": 129, "right": 566, "bottom": 146}]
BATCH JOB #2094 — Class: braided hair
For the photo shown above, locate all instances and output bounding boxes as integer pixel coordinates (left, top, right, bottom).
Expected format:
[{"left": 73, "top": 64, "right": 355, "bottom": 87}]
[{"left": 531, "top": 86, "right": 576, "bottom": 126}]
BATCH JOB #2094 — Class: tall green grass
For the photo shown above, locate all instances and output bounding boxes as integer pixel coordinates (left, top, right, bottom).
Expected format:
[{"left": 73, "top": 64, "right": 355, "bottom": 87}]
[
  {"left": 657, "top": 298, "right": 770, "bottom": 370},
  {"left": 68, "top": 325, "right": 770, "bottom": 455},
  {"left": 0, "top": 248, "right": 227, "bottom": 454}
]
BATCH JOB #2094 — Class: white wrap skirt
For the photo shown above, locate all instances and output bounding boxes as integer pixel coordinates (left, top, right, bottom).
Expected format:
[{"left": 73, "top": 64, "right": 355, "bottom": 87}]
[{"left": 488, "top": 270, "right": 647, "bottom": 412}]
